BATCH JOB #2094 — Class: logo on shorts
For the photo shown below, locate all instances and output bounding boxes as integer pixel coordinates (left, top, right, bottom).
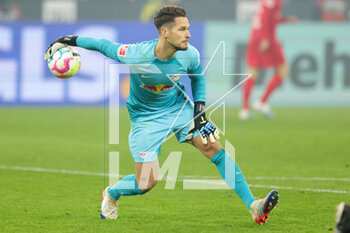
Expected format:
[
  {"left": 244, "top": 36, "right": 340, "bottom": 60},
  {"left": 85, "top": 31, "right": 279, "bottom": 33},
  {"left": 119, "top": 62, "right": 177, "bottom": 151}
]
[
  {"left": 139, "top": 152, "right": 148, "bottom": 159},
  {"left": 118, "top": 45, "right": 128, "bottom": 56}
]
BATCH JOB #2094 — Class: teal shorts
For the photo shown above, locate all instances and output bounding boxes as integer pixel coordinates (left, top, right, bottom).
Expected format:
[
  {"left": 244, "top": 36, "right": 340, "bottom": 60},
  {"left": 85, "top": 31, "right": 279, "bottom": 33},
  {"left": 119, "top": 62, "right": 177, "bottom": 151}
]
[{"left": 128, "top": 100, "right": 198, "bottom": 163}]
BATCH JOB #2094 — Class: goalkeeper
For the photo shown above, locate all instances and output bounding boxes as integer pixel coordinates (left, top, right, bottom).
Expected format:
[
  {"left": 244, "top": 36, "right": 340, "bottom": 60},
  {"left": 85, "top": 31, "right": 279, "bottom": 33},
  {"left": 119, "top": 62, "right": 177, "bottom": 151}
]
[{"left": 44, "top": 5, "right": 279, "bottom": 224}]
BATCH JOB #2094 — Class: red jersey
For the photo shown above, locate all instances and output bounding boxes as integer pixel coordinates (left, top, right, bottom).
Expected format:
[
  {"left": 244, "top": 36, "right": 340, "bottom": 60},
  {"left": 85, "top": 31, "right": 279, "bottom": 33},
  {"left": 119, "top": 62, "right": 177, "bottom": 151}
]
[
  {"left": 246, "top": 0, "right": 287, "bottom": 68},
  {"left": 250, "top": 0, "right": 286, "bottom": 43}
]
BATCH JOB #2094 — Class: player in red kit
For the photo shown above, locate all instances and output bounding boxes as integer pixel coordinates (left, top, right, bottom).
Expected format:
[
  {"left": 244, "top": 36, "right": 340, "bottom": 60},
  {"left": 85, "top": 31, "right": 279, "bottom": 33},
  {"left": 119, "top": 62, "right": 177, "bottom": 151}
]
[{"left": 239, "top": 0, "right": 297, "bottom": 120}]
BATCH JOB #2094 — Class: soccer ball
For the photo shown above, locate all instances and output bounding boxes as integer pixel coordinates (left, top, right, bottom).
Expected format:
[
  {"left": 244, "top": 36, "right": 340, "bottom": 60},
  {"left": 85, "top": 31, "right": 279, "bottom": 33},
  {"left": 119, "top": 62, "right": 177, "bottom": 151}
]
[{"left": 48, "top": 46, "right": 81, "bottom": 79}]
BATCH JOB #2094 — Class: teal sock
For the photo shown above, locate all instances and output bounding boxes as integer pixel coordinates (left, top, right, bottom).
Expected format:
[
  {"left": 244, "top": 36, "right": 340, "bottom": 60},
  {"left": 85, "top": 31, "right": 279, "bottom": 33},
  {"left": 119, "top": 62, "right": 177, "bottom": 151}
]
[
  {"left": 210, "top": 148, "right": 255, "bottom": 208},
  {"left": 108, "top": 174, "right": 144, "bottom": 201}
]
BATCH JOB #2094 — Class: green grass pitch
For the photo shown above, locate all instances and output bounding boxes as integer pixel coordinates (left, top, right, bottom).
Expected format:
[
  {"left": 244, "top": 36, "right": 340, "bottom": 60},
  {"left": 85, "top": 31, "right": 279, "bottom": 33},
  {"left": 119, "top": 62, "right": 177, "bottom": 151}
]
[{"left": 0, "top": 107, "right": 349, "bottom": 232}]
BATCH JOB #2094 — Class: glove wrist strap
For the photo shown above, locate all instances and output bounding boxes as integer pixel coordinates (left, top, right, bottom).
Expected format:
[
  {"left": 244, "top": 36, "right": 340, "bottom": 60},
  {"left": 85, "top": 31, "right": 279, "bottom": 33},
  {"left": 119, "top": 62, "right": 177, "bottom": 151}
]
[
  {"left": 66, "top": 36, "right": 78, "bottom": 46},
  {"left": 194, "top": 101, "right": 205, "bottom": 117}
]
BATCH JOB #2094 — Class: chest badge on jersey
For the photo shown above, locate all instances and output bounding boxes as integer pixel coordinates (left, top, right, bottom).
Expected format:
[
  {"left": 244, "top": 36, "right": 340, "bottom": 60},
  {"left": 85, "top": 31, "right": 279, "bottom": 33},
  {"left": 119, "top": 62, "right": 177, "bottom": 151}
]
[
  {"left": 170, "top": 74, "right": 182, "bottom": 81},
  {"left": 118, "top": 45, "right": 128, "bottom": 56}
]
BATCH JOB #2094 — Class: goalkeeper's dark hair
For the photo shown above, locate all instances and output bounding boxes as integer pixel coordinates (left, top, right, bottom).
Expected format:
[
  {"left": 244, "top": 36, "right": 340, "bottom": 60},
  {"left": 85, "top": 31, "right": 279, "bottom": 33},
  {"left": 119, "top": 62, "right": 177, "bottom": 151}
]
[{"left": 154, "top": 5, "right": 186, "bottom": 31}]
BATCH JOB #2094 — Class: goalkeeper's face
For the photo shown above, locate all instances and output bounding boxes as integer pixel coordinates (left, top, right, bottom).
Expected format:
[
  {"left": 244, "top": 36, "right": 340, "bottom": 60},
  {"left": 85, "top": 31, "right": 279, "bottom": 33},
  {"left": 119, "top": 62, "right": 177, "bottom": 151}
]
[{"left": 165, "top": 17, "right": 191, "bottom": 51}]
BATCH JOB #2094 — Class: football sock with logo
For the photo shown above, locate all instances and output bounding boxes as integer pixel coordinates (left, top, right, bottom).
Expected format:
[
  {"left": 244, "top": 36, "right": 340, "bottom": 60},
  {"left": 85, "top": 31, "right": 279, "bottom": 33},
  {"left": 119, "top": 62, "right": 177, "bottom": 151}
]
[
  {"left": 210, "top": 148, "right": 255, "bottom": 208},
  {"left": 243, "top": 78, "right": 256, "bottom": 109},
  {"left": 108, "top": 174, "right": 144, "bottom": 201},
  {"left": 261, "top": 74, "right": 283, "bottom": 103}
]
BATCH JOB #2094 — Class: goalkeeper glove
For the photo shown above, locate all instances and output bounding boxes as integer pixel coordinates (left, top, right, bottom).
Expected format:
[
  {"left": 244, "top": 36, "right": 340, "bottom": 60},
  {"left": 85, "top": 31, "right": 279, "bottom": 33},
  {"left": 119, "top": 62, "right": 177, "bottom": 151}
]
[
  {"left": 44, "top": 35, "right": 78, "bottom": 60},
  {"left": 188, "top": 101, "right": 220, "bottom": 145}
]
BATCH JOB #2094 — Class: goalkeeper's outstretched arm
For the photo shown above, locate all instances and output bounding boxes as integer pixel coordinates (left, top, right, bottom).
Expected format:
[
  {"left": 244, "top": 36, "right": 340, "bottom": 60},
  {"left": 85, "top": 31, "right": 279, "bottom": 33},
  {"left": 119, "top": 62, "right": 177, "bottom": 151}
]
[{"left": 44, "top": 35, "right": 122, "bottom": 62}]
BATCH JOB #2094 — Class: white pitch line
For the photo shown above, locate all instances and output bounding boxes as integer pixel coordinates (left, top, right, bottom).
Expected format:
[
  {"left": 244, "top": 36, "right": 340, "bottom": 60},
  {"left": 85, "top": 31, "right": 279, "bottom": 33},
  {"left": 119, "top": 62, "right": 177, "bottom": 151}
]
[
  {"left": 246, "top": 176, "right": 350, "bottom": 182},
  {"left": 185, "top": 180, "right": 350, "bottom": 194},
  {"left": 249, "top": 184, "right": 350, "bottom": 194},
  {"left": 1, "top": 164, "right": 350, "bottom": 194},
  {"left": 1, "top": 165, "right": 350, "bottom": 182},
  {"left": 0, "top": 165, "right": 107, "bottom": 177}
]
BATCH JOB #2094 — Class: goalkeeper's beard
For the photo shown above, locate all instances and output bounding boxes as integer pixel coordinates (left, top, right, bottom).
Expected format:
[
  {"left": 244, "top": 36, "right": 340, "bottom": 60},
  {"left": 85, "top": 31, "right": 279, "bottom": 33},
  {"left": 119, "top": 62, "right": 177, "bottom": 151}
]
[{"left": 169, "top": 41, "right": 188, "bottom": 51}]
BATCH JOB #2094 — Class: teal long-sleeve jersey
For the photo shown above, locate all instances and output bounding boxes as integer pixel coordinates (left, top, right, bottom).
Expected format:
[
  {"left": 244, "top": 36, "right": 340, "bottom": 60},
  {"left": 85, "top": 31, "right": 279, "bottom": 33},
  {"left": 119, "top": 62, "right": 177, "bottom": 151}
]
[{"left": 76, "top": 37, "right": 206, "bottom": 121}]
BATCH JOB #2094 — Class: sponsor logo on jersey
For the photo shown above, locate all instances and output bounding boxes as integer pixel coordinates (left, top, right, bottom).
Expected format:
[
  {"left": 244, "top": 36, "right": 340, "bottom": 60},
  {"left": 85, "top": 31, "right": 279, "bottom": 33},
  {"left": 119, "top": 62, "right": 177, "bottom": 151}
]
[
  {"left": 118, "top": 45, "right": 128, "bottom": 56},
  {"left": 140, "top": 83, "right": 174, "bottom": 93}
]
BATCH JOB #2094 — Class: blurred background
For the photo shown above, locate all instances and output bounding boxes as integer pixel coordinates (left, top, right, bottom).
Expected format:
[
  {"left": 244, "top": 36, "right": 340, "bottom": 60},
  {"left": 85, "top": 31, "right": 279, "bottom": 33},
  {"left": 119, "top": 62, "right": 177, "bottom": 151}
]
[
  {"left": 1, "top": 0, "right": 349, "bottom": 107},
  {"left": 1, "top": 2, "right": 349, "bottom": 231}
]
